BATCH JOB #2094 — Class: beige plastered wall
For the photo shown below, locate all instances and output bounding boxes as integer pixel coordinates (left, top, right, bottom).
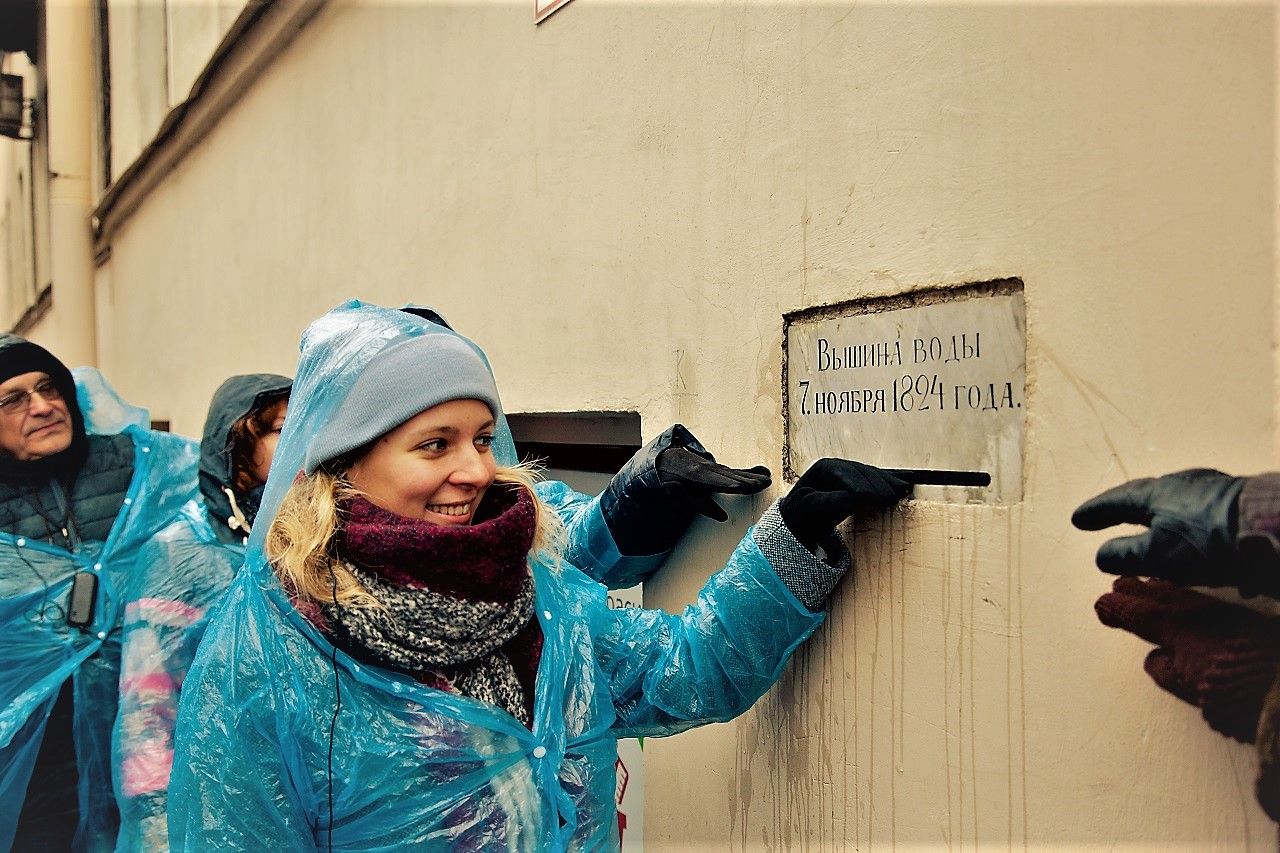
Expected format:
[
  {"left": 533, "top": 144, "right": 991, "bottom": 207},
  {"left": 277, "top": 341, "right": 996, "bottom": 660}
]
[
  {"left": 106, "top": 0, "right": 249, "bottom": 180},
  {"left": 86, "top": 0, "right": 1277, "bottom": 848}
]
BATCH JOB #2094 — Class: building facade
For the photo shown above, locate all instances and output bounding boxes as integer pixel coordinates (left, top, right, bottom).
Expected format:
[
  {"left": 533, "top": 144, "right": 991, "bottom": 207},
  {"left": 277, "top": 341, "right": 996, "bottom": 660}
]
[{"left": 1, "top": 0, "right": 1277, "bottom": 847}]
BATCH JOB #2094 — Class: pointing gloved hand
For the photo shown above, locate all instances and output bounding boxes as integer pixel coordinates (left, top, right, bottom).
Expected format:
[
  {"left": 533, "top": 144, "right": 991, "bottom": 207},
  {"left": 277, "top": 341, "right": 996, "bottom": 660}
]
[
  {"left": 1071, "top": 469, "right": 1257, "bottom": 591},
  {"left": 655, "top": 445, "right": 772, "bottom": 523},
  {"left": 601, "top": 424, "right": 772, "bottom": 559},
  {"left": 779, "top": 459, "right": 911, "bottom": 553},
  {"left": 1094, "top": 575, "right": 1280, "bottom": 744}
]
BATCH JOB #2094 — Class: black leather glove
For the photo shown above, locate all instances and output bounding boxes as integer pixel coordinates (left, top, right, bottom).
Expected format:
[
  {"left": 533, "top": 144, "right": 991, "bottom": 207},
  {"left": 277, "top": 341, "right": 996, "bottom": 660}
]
[
  {"left": 1072, "top": 469, "right": 1250, "bottom": 589},
  {"left": 601, "top": 424, "right": 771, "bottom": 557},
  {"left": 656, "top": 446, "right": 771, "bottom": 523},
  {"left": 779, "top": 459, "right": 910, "bottom": 553}
]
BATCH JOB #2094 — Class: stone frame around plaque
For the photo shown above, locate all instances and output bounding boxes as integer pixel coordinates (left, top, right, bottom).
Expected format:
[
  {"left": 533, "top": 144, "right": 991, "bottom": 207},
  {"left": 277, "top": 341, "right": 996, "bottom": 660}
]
[{"left": 782, "top": 278, "right": 1026, "bottom": 504}]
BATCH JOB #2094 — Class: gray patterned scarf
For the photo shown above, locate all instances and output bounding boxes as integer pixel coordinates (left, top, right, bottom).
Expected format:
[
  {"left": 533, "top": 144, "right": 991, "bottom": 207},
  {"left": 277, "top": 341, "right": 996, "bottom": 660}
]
[{"left": 322, "top": 565, "right": 535, "bottom": 724}]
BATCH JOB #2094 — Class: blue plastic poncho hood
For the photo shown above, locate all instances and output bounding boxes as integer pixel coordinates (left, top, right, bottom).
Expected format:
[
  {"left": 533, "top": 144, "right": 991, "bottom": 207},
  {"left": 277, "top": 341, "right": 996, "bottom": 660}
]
[
  {"left": 170, "top": 301, "right": 827, "bottom": 851},
  {"left": 249, "top": 301, "right": 519, "bottom": 557}
]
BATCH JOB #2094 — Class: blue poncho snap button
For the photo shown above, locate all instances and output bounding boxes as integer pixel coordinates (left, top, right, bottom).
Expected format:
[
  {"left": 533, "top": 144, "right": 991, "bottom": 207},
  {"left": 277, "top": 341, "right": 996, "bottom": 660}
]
[{"left": 532, "top": 745, "right": 547, "bottom": 759}]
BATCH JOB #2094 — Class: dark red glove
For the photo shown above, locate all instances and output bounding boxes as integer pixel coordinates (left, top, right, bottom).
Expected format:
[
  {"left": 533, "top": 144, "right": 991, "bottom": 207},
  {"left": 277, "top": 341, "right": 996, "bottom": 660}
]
[{"left": 1094, "top": 576, "right": 1280, "bottom": 743}]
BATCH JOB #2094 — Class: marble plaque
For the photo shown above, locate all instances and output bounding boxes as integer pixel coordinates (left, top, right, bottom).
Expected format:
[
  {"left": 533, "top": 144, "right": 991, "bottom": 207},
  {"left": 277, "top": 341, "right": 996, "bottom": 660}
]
[{"left": 785, "top": 284, "right": 1025, "bottom": 503}]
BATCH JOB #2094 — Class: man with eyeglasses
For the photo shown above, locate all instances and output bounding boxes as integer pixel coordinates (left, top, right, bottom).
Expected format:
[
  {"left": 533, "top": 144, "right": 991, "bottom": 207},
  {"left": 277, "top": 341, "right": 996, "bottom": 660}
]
[
  {"left": 0, "top": 374, "right": 73, "bottom": 460},
  {"left": 0, "top": 334, "right": 198, "bottom": 851}
]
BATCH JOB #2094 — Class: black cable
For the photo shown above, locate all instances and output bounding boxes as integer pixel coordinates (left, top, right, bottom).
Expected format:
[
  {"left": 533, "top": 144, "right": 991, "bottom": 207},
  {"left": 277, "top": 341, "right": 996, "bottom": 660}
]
[
  {"left": 7, "top": 508, "right": 64, "bottom": 624},
  {"left": 18, "top": 481, "right": 80, "bottom": 551},
  {"left": 3, "top": 472, "right": 87, "bottom": 623},
  {"left": 11, "top": 530, "right": 62, "bottom": 624},
  {"left": 326, "top": 563, "right": 342, "bottom": 853}
]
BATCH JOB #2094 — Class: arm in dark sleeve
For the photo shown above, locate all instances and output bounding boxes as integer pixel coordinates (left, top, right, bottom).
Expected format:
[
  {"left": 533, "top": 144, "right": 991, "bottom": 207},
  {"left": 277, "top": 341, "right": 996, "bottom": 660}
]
[{"left": 1237, "top": 474, "right": 1280, "bottom": 590}]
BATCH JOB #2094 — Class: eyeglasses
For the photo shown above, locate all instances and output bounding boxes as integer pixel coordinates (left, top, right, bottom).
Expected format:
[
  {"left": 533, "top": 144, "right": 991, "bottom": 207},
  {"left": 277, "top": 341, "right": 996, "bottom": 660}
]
[{"left": 0, "top": 379, "right": 63, "bottom": 414}]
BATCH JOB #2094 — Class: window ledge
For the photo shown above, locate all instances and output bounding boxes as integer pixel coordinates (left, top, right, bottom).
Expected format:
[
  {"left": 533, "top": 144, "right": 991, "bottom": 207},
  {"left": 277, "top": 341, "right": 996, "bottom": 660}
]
[{"left": 91, "top": 0, "right": 328, "bottom": 263}]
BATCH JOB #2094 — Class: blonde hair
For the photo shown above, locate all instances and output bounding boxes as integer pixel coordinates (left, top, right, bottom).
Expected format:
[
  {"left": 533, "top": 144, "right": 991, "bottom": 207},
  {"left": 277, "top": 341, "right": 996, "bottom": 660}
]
[{"left": 266, "top": 462, "right": 562, "bottom": 609}]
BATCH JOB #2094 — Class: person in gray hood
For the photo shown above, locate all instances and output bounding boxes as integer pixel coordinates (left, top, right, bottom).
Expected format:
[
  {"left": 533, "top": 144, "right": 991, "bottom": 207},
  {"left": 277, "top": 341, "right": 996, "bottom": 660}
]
[
  {"left": 196, "top": 373, "right": 292, "bottom": 542},
  {"left": 122, "top": 359, "right": 755, "bottom": 849},
  {"left": 112, "top": 373, "right": 291, "bottom": 851}
]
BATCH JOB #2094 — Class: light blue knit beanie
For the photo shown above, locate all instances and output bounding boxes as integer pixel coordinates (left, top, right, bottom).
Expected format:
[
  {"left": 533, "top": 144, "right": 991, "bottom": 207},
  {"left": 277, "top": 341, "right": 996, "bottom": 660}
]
[{"left": 304, "top": 331, "right": 502, "bottom": 474}]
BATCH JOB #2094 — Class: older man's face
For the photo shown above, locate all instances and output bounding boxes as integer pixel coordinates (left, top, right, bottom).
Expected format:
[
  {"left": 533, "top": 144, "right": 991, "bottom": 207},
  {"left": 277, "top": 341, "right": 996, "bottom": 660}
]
[{"left": 0, "top": 371, "right": 72, "bottom": 461}]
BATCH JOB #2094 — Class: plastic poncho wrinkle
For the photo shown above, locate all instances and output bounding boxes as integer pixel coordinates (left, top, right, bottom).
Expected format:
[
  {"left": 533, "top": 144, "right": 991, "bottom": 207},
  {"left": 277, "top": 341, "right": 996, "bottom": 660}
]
[
  {"left": 170, "top": 302, "right": 825, "bottom": 851},
  {"left": 0, "top": 372, "right": 199, "bottom": 853},
  {"left": 115, "top": 372, "right": 297, "bottom": 851},
  {"left": 73, "top": 368, "right": 150, "bottom": 435},
  {"left": 535, "top": 481, "right": 669, "bottom": 588}
]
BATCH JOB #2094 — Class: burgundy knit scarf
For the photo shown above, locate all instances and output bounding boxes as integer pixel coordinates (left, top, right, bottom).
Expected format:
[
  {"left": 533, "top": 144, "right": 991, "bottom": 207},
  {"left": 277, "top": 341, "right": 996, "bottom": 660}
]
[{"left": 317, "top": 484, "right": 543, "bottom": 725}]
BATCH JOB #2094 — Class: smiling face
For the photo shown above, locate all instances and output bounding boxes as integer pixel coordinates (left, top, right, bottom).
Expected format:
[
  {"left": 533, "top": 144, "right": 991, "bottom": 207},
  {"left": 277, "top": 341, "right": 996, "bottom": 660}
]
[
  {"left": 0, "top": 371, "right": 73, "bottom": 461},
  {"left": 345, "top": 398, "right": 497, "bottom": 525}
]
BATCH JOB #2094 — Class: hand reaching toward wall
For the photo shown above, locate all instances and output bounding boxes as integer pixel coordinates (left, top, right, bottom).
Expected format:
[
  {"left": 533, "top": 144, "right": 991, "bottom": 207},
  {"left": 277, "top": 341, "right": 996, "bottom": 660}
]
[
  {"left": 779, "top": 458, "right": 910, "bottom": 554},
  {"left": 1094, "top": 575, "right": 1280, "bottom": 743},
  {"left": 1074, "top": 469, "right": 1280, "bottom": 597}
]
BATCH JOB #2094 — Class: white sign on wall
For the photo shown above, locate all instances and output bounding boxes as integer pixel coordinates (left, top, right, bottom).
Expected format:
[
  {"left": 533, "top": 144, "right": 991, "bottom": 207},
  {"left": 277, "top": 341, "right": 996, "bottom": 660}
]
[{"left": 784, "top": 281, "right": 1025, "bottom": 503}]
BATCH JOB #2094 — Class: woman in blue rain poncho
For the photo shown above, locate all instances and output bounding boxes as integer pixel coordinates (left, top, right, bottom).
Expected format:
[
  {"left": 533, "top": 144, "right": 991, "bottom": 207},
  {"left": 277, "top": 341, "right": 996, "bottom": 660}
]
[
  {"left": 0, "top": 339, "right": 198, "bottom": 853},
  {"left": 168, "top": 301, "right": 909, "bottom": 850},
  {"left": 113, "top": 374, "right": 291, "bottom": 851}
]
